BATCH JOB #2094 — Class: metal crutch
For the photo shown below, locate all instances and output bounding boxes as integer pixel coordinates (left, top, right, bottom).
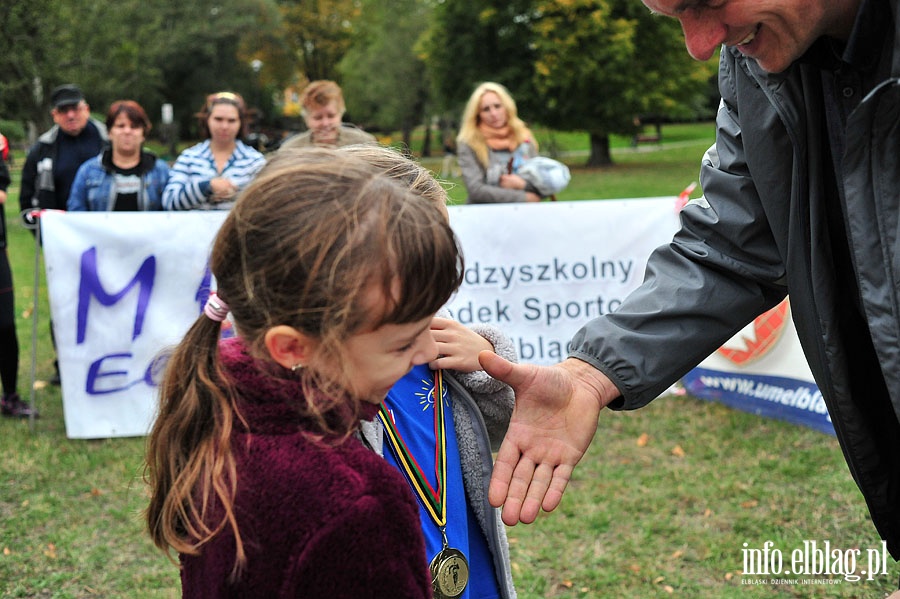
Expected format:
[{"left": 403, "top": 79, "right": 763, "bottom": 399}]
[{"left": 22, "top": 208, "right": 41, "bottom": 432}]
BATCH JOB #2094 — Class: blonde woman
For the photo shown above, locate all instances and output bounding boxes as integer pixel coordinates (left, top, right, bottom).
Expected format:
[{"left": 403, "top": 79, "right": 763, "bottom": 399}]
[{"left": 456, "top": 82, "right": 540, "bottom": 203}]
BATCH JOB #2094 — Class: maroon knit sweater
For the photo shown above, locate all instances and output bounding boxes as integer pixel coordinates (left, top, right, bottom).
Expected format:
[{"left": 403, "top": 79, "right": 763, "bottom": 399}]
[{"left": 179, "top": 337, "right": 432, "bottom": 598}]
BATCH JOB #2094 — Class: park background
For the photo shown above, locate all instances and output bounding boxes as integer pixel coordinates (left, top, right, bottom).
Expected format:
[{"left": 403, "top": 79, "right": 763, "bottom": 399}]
[
  {"left": 2, "top": 124, "right": 896, "bottom": 598},
  {"left": 1, "top": 0, "right": 898, "bottom": 597}
]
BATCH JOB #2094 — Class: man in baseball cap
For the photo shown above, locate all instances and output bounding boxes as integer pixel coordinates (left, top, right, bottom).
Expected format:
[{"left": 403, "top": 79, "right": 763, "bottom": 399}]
[
  {"left": 18, "top": 83, "right": 108, "bottom": 386},
  {"left": 20, "top": 82, "right": 106, "bottom": 214},
  {"left": 49, "top": 84, "right": 86, "bottom": 110}
]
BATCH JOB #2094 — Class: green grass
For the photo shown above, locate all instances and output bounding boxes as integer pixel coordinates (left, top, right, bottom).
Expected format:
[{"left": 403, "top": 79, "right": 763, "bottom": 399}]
[{"left": 2, "top": 125, "right": 897, "bottom": 597}]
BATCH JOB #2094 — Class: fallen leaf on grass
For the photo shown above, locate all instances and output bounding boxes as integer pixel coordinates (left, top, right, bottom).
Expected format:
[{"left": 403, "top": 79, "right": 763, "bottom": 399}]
[
  {"left": 22, "top": 307, "right": 33, "bottom": 319},
  {"left": 653, "top": 576, "right": 665, "bottom": 584},
  {"left": 44, "top": 543, "right": 57, "bottom": 559},
  {"left": 671, "top": 445, "right": 686, "bottom": 457},
  {"left": 670, "top": 549, "right": 684, "bottom": 559},
  {"left": 741, "top": 499, "right": 759, "bottom": 509},
  {"left": 560, "top": 580, "right": 574, "bottom": 589},
  {"left": 637, "top": 433, "right": 650, "bottom": 447},
  {"left": 628, "top": 563, "right": 641, "bottom": 573},
  {"left": 663, "top": 585, "right": 674, "bottom": 593},
  {"left": 90, "top": 488, "right": 102, "bottom": 497},
  {"left": 32, "top": 380, "right": 48, "bottom": 390},
  {"left": 725, "top": 572, "right": 734, "bottom": 581},
  {"left": 703, "top": 508, "right": 712, "bottom": 517},
  {"left": 3, "top": 547, "right": 10, "bottom": 556}
]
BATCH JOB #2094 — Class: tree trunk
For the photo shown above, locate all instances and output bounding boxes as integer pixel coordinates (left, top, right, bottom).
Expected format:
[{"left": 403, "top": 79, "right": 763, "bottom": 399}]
[
  {"left": 586, "top": 132, "right": 613, "bottom": 166},
  {"left": 421, "top": 119, "right": 432, "bottom": 157},
  {"left": 401, "top": 125, "right": 413, "bottom": 156}
]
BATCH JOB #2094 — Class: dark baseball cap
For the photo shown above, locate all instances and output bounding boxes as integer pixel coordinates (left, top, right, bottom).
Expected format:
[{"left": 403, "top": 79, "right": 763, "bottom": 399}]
[{"left": 50, "top": 84, "right": 85, "bottom": 109}]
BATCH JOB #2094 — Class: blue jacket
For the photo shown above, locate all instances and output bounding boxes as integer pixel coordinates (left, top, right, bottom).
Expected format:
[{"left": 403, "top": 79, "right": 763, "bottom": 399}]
[
  {"left": 360, "top": 318, "right": 518, "bottom": 599},
  {"left": 68, "top": 148, "right": 169, "bottom": 211}
]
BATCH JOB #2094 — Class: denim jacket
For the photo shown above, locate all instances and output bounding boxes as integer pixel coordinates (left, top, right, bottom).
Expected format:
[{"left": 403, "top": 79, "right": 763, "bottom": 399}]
[{"left": 68, "top": 148, "right": 169, "bottom": 211}]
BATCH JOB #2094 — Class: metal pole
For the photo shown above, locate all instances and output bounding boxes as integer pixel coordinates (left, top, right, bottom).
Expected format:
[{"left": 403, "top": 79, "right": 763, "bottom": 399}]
[{"left": 28, "top": 211, "right": 41, "bottom": 432}]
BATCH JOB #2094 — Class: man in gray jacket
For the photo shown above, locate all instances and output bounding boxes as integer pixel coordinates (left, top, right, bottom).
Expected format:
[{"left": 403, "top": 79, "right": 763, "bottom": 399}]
[{"left": 482, "top": 0, "right": 900, "bottom": 568}]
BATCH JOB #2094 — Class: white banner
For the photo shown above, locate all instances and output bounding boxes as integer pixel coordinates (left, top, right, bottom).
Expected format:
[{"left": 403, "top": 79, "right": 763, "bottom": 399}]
[
  {"left": 40, "top": 199, "right": 825, "bottom": 439},
  {"left": 444, "top": 199, "right": 681, "bottom": 364},
  {"left": 42, "top": 211, "right": 227, "bottom": 438}
]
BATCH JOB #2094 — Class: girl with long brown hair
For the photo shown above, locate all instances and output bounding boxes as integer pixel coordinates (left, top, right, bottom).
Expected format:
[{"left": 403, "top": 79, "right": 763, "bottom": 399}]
[{"left": 145, "top": 147, "right": 463, "bottom": 597}]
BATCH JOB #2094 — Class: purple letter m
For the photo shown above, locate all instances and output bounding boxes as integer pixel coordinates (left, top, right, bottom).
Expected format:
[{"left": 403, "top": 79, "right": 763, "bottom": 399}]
[{"left": 77, "top": 247, "right": 155, "bottom": 344}]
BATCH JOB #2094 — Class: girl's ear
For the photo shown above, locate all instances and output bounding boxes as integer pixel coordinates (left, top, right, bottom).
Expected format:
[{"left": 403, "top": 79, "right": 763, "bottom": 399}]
[{"left": 263, "top": 325, "right": 319, "bottom": 370}]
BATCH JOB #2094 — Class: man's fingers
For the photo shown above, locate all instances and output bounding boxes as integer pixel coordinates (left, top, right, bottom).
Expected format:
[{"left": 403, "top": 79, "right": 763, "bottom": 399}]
[
  {"left": 478, "top": 350, "right": 532, "bottom": 388},
  {"left": 489, "top": 434, "right": 522, "bottom": 508},
  {"left": 494, "top": 458, "right": 564, "bottom": 525},
  {"left": 542, "top": 464, "right": 573, "bottom": 513},
  {"left": 519, "top": 462, "right": 556, "bottom": 524},
  {"left": 499, "top": 451, "right": 540, "bottom": 526},
  {"left": 500, "top": 497, "right": 524, "bottom": 527}
]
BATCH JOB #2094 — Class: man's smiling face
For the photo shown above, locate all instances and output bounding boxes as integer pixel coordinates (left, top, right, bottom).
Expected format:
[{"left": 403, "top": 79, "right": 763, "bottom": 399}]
[{"left": 641, "top": 0, "right": 856, "bottom": 73}]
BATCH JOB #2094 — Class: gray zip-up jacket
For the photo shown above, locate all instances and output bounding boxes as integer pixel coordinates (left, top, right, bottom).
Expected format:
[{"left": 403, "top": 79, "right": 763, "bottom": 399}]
[
  {"left": 569, "top": 0, "right": 900, "bottom": 557},
  {"left": 360, "top": 322, "right": 517, "bottom": 599},
  {"left": 458, "top": 141, "right": 538, "bottom": 204}
]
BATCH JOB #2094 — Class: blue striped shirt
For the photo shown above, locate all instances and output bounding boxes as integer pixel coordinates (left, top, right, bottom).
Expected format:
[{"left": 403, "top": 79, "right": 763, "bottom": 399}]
[{"left": 163, "top": 140, "right": 266, "bottom": 210}]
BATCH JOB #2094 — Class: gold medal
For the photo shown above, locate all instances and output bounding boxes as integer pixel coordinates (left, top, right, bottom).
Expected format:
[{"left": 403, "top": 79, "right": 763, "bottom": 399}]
[{"left": 430, "top": 547, "right": 469, "bottom": 598}]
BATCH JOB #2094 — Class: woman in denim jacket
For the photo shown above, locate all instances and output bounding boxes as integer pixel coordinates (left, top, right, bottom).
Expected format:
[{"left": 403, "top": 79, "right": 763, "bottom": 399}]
[{"left": 68, "top": 100, "right": 169, "bottom": 211}]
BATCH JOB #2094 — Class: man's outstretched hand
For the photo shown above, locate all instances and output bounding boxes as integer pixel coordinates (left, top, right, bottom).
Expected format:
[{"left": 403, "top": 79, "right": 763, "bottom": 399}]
[{"left": 478, "top": 352, "right": 619, "bottom": 526}]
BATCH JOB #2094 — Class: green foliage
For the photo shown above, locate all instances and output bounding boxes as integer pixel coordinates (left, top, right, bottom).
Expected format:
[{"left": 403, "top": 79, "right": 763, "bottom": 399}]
[
  {"left": 533, "top": 0, "right": 637, "bottom": 131},
  {"left": 338, "top": 0, "right": 431, "bottom": 141},
  {"left": 0, "top": 121, "right": 26, "bottom": 142},
  {"left": 0, "top": 0, "right": 281, "bottom": 138},
  {"left": 1, "top": 0, "right": 719, "bottom": 150},
  {"left": 147, "top": 0, "right": 282, "bottom": 135},
  {"left": 527, "top": 0, "right": 717, "bottom": 165},
  {"left": 278, "top": 0, "right": 360, "bottom": 83},
  {"left": 532, "top": 0, "right": 716, "bottom": 133},
  {"left": 0, "top": 0, "right": 64, "bottom": 130},
  {"left": 422, "top": 0, "right": 539, "bottom": 117}
]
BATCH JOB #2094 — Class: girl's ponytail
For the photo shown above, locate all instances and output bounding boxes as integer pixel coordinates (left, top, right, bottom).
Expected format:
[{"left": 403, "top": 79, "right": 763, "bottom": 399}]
[{"left": 145, "top": 310, "right": 244, "bottom": 569}]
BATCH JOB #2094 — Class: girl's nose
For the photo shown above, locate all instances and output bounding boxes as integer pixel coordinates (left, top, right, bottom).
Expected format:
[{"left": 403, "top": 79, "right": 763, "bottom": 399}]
[{"left": 412, "top": 334, "right": 439, "bottom": 367}]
